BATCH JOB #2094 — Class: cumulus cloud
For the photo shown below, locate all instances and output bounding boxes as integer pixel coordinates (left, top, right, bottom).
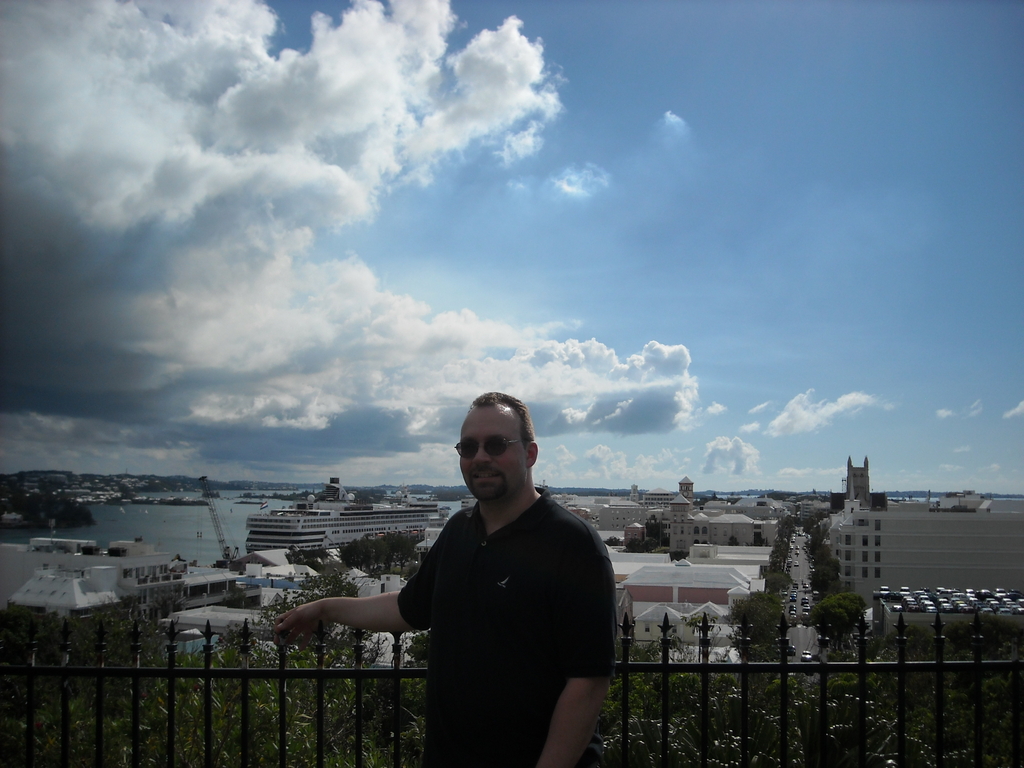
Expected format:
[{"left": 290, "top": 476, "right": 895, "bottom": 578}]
[
  {"left": 573, "top": 445, "right": 680, "bottom": 483},
  {"left": 706, "top": 402, "right": 727, "bottom": 416},
  {"left": 702, "top": 436, "right": 760, "bottom": 476},
  {"left": 777, "top": 466, "right": 843, "bottom": 479},
  {"left": 749, "top": 401, "right": 771, "bottom": 414},
  {"left": 739, "top": 421, "right": 760, "bottom": 433},
  {"left": 3, "top": 0, "right": 704, "bottom": 480},
  {"left": 1005, "top": 400, "right": 1024, "bottom": 419},
  {"left": 936, "top": 409, "right": 955, "bottom": 419},
  {"left": 661, "top": 111, "right": 689, "bottom": 134},
  {"left": 551, "top": 163, "right": 611, "bottom": 197},
  {"left": 765, "top": 389, "right": 880, "bottom": 436}
]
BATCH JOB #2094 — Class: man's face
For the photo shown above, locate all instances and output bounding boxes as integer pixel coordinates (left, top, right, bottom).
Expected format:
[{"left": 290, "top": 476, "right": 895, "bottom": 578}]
[{"left": 459, "top": 405, "right": 536, "bottom": 503}]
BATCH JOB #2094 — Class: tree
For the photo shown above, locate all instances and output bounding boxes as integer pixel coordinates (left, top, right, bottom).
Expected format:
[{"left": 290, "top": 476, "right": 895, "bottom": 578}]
[
  {"left": 810, "top": 550, "right": 840, "bottom": 595},
  {"left": 764, "top": 571, "right": 792, "bottom": 596},
  {"left": 809, "top": 592, "right": 866, "bottom": 648},
  {"left": 728, "top": 591, "right": 785, "bottom": 661}
]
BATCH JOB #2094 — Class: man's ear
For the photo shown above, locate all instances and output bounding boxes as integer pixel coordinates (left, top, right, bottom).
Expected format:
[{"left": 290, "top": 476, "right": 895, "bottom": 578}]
[{"left": 525, "top": 441, "right": 539, "bottom": 468}]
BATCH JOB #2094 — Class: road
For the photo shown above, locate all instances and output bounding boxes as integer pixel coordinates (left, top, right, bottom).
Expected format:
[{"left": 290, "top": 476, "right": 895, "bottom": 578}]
[{"left": 785, "top": 532, "right": 819, "bottom": 659}]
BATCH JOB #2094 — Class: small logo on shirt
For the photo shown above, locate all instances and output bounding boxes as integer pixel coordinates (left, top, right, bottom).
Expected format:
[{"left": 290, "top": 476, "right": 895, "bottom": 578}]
[{"left": 497, "top": 577, "right": 510, "bottom": 588}]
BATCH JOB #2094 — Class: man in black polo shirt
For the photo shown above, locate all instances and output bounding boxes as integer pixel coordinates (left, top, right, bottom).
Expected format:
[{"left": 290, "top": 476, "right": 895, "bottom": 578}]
[{"left": 276, "top": 392, "right": 617, "bottom": 768}]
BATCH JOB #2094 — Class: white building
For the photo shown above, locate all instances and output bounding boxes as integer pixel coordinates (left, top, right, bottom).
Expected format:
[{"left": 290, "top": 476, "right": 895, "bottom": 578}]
[
  {"left": 828, "top": 458, "right": 1024, "bottom": 604},
  {"left": 2, "top": 536, "right": 243, "bottom": 618},
  {"left": 669, "top": 513, "right": 777, "bottom": 553}
]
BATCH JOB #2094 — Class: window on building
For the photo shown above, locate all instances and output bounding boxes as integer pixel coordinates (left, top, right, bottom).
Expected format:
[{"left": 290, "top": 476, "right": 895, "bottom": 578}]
[
  {"left": 845, "top": 566, "right": 851, "bottom": 577},
  {"left": 862, "top": 551, "right": 868, "bottom": 562},
  {"left": 875, "top": 551, "right": 881, "bottom": 562},
  {"left": 874, "top": 568, "right": 881, "bottom": 578},
  {"left": 845, "top": 550, "right": 851, "bottom": 561},
  {"left": 862, "top": 568, "right": 868, "bottom": 578},
  {"left": 845, "top": 535, "right": 851, "bottom": 546},
  {"left": 862, "top": 535, "right": 868, "bottom": 547},
  {"left": 875, "top": 519, "right": 881, "bottom": 531},
  {"left": 702, "top": 526, "right": 707, "bottom": 534},
  {"left": 875, "top": 535, "right": 881, "bottom": 546},
  {"left": 857, "top": 518, "right": 866, "bottom": 526}
]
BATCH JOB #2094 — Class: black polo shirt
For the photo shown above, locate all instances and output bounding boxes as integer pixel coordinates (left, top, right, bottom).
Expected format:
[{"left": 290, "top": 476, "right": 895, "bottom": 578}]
[{"left": 397, "top": 492, "right": 617, "bottom": 768}]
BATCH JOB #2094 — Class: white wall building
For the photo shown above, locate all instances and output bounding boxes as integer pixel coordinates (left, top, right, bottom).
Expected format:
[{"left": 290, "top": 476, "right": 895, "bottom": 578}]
[
  {"left": 830, "top": 501, "right": 1024, "bottom": 603},
  {"left": 829, "top": 458, "right": 1024, "bottom": 604},
  {"left": 670, "top": 513, "right": 777, "bottom": 553}
]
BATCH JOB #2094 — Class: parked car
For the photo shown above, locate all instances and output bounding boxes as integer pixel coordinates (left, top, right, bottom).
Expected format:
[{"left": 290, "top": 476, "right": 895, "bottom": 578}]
[{"left": 800, "top": 651, "right": 813, "bottom": 662}]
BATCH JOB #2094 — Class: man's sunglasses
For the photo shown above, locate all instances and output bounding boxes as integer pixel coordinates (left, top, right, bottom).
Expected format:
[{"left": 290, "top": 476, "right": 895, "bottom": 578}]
[{"left": 455, "top": 436, "right": 521, "bottom": 458}]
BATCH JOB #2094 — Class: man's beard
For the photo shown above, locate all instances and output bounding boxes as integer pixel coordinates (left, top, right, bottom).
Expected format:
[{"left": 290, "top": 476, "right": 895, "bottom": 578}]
[{"left": 465, "top": 470, "right": 508, "bottom": 501}]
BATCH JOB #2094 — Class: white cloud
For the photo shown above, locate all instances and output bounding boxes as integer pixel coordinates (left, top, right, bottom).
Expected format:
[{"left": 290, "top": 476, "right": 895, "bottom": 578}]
[
  {"left": 749, "top": 401, "right": 771, "bottom": 414},
  {"left": 765, "top": 389, "right": 879, "bottom": 436},
  {"left": 1003, "top": 400, "right": 1024, "bottom": 419},
  {"left": 706, "top": 402, "right": 727, "bottom": 416},
  {"left": 551, "top": 163, "right": 610, "bottom": 197},
  {"left": 2, "top": 0, "right": 641, "bottom": 479},
  {"left": 739, "top": 421, "right": 760, "bottom": 433},
  {"left": 953, "top": 445, "right": 971, "bottom": 453},
  {"left": 936, "top": 409, "right": 955, "bottom": 419},
  {"left": 574, "top": 444, "right": 680, "bottom": 482},
  {"left": 1, "top": 0, "right": 559, "bottom": 234},
  {"left": 939, "top": 464, "right": 962, "bottom": 473},
  {"left": 777, "top": 466, "right": 842, "bottom": 479},
  {"left": 967, "top": 399, "right": 983, "bottom": 418},
  {"left": 661, "top": 111, "right": 689, "bottom": 134},
  {"left": 702, "top": 436, "right": 760, "bottom": 476}
]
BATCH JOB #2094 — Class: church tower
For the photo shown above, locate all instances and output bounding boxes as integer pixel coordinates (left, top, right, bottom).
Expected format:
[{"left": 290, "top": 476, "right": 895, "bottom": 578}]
[
  {"left": 846, "top": 457, "right": 871, "bottom": 508},
  {"left": 678, "top": 476, "right": 694, "bottom": 502}
]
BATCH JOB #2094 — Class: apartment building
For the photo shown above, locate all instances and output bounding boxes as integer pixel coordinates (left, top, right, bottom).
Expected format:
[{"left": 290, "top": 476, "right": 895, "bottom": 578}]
[{"left": 829, "top": 458, "right": 1024, "bottom": 604}]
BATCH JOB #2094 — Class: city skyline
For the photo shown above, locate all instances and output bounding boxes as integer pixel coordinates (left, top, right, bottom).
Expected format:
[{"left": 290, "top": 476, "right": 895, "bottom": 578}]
[{"left": 1, "top": 0, "right": 1022, "bottom": 493}]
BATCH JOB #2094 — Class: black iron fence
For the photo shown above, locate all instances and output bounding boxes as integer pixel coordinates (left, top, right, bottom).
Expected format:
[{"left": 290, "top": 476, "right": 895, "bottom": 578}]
[{"left": 1, "top": 610, "right": 1021, "bottom": 768}]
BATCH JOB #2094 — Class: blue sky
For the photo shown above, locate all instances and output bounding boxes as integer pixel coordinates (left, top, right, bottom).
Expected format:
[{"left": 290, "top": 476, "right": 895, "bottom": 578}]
[{"left": 1, "top": 0, "right": 1021, "bottom": 493}]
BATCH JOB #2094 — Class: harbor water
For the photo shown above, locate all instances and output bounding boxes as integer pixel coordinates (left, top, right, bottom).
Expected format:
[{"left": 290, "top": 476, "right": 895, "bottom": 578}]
[{"left": 0, "top": 492, "right": 294, "bottom": 565}]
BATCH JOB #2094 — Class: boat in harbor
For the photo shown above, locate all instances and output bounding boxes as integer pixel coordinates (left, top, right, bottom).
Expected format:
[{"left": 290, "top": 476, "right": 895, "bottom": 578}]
[{"left": 244, "top": 478, "right": 441, "bottom": 553}]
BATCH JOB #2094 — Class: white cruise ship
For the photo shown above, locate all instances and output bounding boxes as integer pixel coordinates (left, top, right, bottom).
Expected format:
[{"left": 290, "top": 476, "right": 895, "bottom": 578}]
[{"left": 245, "top": 478, "right": 440, "bottom": 553}]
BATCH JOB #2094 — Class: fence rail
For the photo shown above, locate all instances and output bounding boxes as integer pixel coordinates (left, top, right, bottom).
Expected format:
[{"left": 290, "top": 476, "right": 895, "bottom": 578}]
[{"left": 2, "top": 611, "right": 1021, "bottom": 768}]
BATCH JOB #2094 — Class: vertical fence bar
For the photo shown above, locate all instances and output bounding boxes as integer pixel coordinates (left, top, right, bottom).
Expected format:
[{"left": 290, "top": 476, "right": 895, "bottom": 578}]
[
  {"left": 166, "top": 621, "right": 178, "bottom": 768},
  {"left": 203, "top": 620, "right": 215, "bottom": 768},
  {"left": 619, "top": 613, "right": 633, "bottom": 768},
  {"left": 278, "top": 640, "right": 287, "bottom": 768},
  {"left": 817, "top": 622, "right": 830, "bottom": 768},
  {"left": 392, "top": 632, "right": 404, "bottom": 768},
  {"left": 896, "top": 614, "right": 906, "bottom": 768},
  {"left": 131, "top": 620, "right": 141, "bottom": 768},
  {"left": 740, "top": 615, "right": 751, "bottom": 768},
  {"left": 239, "top": 620, "right": 251, "bottom": 768},
  {"left": 94, "top": 622, "right": 106, "bottom": 768},
  {"left": 700, "top": 614, "right": 711, "bottom": 768},
  {"left": 60, "top": 620, "right": 71, "bottom": 768},
  {"left": 26, "top": 620, "right": 37, "bottom": 768},
  {"left": 659, "top": 614, "right": 671, "bottom": 768},
  {"left": 934, "top": 613, "right": 946, "bottom": 768},
  {"left": 1013, "top": 633, "right": 1021, "bottom": 768},
  {"left": 972, "top": 614, "right": 983, "bottom": 768},
  {"left": 354, "top": 629, "right": 364, "bottom": 768},
  {"left": 778, "top": 615, "right": 789, "bottom": 768},
  {"left": 857, "top": 616, "right": 868, "bottom": 768},
  {"left": 316, "top": 621, "right": 326, "bottom": 768}
]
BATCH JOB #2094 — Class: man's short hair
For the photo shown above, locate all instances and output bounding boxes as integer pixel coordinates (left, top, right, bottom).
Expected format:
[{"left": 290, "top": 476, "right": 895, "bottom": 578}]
[{"left": 469, "top": 392, "right": 536, "bottom": 443}]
